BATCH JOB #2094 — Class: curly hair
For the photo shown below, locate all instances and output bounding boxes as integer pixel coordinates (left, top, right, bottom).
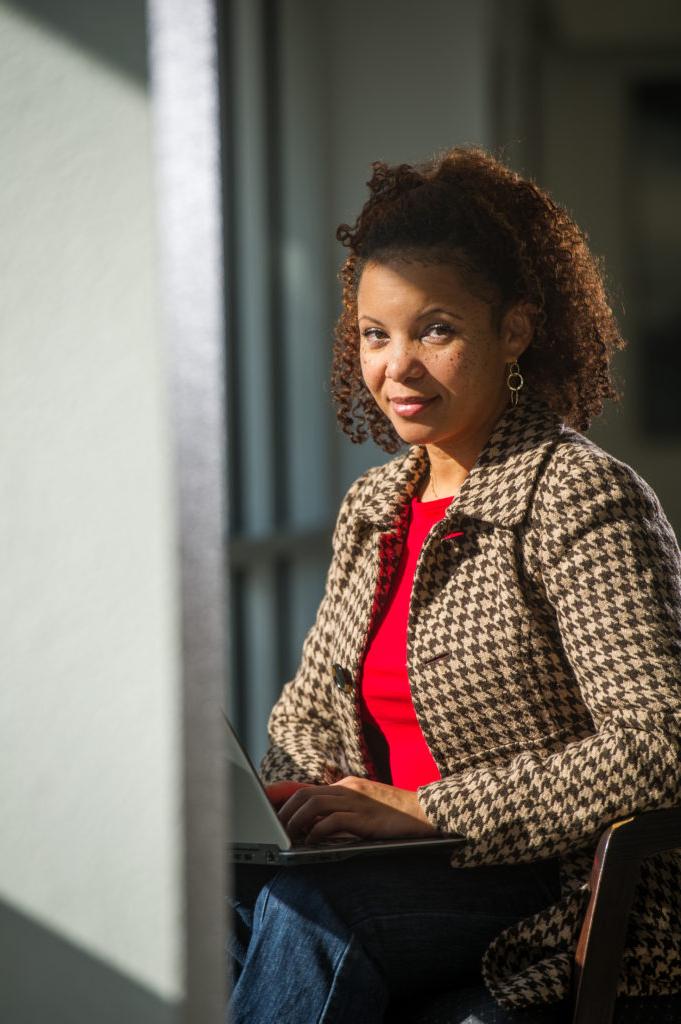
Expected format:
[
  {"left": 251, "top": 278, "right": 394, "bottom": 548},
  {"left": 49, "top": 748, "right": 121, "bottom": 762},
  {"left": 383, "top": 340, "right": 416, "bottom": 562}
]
[{"left": 331, "top": 146, "right": 625, "bottom": 452}]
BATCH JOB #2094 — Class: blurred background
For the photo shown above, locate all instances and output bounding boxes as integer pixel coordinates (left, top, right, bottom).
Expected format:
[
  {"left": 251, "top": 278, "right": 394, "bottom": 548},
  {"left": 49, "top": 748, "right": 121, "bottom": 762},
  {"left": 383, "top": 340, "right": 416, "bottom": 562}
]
[{"left": 2, "top": 0, "right": 680, "bottom": 1021}]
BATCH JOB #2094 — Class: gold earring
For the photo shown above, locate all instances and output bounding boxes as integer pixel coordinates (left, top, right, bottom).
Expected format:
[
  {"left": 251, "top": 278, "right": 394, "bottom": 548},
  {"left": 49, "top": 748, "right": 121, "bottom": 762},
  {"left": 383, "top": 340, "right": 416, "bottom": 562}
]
[{"left": 507, "top": 361, "right": 524, "bottom": 407}]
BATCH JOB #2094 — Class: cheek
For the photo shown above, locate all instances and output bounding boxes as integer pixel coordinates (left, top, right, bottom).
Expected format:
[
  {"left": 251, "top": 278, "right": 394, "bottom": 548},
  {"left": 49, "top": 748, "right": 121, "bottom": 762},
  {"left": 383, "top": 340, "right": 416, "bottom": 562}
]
[
  {"left": 429, "top": 348, "right": 468, "bottom": 384},
  {"left": 359, "top": 352, "right": 381, "bottom": 391},
  {"left": 430, "top": 346, "right": 490, "bottom": 389}
]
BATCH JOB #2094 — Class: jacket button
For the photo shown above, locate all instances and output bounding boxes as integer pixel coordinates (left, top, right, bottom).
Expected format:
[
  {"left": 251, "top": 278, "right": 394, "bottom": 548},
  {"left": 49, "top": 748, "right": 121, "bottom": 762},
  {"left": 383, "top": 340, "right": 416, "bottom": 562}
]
[{"left": 333, "top": 663, "right": 354, "bottom": 694}]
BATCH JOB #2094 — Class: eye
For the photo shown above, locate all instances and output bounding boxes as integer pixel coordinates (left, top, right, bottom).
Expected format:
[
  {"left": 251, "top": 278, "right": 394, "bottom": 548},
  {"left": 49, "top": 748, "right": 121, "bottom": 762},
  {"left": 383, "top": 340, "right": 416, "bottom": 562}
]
[
  {"left": 422, "top": 322, "right": 455, "bottom": 343},
  {"left": 360, "top": 327, "right": 388, "bottom": 347}
]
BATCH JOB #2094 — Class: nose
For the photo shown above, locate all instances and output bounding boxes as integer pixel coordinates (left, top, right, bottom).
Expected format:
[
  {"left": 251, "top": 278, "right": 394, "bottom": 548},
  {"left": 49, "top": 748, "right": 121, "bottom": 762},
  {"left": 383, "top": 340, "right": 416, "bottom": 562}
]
[{"left": 385, "top": 337, "right": 424, "bottom": 382}]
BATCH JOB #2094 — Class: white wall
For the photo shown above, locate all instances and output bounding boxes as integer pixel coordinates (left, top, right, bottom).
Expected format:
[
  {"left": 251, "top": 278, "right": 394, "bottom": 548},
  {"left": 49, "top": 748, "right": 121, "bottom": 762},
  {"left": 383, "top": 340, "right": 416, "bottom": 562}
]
[{"left": 0, "top": 2, "right": 183, "bottom": 1011}]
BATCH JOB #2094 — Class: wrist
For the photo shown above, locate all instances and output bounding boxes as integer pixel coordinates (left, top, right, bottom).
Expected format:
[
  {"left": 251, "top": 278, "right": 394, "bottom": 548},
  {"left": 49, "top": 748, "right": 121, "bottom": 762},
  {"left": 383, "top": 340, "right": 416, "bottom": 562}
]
[{"left": 400, "top": 789, "right": 438, "bottom": 833}]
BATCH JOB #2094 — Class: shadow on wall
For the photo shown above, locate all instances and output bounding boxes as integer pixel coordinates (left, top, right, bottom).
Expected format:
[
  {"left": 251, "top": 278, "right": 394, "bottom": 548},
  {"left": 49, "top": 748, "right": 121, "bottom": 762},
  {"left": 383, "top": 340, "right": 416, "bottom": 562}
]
[
  {"left": 1, "top": 900, "right": 180, "bottom": 1024},
  {"left": 4, "top": 0, "right": 148, "bottom": 86}
]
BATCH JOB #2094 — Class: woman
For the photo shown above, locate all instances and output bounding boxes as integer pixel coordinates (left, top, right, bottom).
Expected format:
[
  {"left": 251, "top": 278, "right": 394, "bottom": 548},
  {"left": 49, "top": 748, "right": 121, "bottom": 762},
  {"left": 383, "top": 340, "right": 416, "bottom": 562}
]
[{"left": 229, "top": 147, "right": 681, "bottom": 1023}]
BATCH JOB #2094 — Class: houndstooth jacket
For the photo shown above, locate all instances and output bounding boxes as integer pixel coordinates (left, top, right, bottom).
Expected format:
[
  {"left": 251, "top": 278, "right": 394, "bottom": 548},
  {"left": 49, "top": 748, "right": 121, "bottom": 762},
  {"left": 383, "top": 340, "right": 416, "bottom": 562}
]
[{"left": 260, "top": 393, "right": 681, "bottom": 1009}]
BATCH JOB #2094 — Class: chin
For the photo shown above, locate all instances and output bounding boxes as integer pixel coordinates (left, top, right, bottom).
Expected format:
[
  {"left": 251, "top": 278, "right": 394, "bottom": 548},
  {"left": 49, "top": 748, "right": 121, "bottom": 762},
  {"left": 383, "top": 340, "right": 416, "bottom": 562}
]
[{"left": 390, "top": 422, "right": 440, "bottom": 447}]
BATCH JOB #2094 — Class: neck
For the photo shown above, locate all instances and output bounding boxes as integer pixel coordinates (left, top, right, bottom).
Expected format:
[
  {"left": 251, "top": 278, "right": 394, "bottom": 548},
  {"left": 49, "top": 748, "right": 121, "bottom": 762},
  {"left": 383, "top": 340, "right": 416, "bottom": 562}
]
[
  {"left": 423, "top": 397, "right": 510, "bottom": 499},
  {"left": 422, "top": 448, "right": 468, "bottom": 499}
]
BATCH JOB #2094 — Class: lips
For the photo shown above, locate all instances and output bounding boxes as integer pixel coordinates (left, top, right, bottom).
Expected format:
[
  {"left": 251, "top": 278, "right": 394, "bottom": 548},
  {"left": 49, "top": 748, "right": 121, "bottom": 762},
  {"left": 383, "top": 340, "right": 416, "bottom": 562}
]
[{"left": 389, "top": 395, "right": 436, "bottom": 416}]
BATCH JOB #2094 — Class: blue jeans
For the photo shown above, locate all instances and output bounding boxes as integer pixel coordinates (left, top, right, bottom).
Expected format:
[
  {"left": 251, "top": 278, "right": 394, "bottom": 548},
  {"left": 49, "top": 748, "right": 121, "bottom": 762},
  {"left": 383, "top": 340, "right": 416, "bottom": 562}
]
[{"left": 228, "top": 849, "right": 565, "bottom": 1023}]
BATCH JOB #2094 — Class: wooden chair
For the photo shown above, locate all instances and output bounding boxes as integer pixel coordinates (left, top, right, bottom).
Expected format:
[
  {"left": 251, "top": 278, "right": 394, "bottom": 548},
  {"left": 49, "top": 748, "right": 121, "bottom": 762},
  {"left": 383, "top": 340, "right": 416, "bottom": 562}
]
[{"left": 571, "top": 804, "right": 681, "bottom": 1024}]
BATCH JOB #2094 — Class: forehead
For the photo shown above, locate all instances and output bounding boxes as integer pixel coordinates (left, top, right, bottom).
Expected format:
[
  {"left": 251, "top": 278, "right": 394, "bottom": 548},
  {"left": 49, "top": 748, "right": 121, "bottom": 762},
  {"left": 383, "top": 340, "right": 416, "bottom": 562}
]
[{"left": 357, "top": 259, "right": 483, "bottom": 312}]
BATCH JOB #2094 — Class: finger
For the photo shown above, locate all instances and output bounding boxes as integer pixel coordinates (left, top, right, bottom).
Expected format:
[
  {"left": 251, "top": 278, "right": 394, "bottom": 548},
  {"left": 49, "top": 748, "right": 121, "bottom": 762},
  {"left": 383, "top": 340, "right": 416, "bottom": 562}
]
[
  {"left": 305, "top": 811, "right": 368, "bottom": 843},
  {"left": 277, "top": 786, "right": 323, "bottom": 826},
  {"left": 319, "top": 830, "right": 360, "bottom": 840},
  {"left": 284, "top": 792, "right": 360, "bottom": 840},
  {"left": 283, "top": 795, "right": 341, "bottom": 838},
  {"left": 278, "top": 785, "right": 345, "bottom": 829}
]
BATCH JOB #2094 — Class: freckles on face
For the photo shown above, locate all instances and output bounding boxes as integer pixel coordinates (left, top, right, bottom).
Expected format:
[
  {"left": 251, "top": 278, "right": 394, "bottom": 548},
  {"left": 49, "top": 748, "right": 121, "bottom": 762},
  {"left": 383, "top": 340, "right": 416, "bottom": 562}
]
[{"left": 442, "top": 346, "right": 477, "bottom": 387}]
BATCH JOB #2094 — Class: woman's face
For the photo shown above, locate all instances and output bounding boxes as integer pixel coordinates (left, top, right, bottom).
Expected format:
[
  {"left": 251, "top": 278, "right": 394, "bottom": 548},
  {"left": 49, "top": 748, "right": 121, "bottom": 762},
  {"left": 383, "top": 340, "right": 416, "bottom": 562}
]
[{"left": 357, "top": 259, "right": 531, "bottom": 457}]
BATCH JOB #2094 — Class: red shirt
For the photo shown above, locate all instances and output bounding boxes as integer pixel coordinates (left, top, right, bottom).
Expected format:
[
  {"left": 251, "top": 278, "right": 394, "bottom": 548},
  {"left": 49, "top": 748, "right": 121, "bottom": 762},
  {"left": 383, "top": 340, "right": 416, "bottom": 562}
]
[{"left": 359, "top": 494, "right": 453, "bottom": 790}]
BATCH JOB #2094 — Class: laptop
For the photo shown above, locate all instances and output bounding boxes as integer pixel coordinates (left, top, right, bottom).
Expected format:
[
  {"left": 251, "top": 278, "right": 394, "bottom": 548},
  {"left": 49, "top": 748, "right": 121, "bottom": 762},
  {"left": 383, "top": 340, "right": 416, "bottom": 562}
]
[{"left": 224, "top": 714, "right": 465, "bottom": 865}]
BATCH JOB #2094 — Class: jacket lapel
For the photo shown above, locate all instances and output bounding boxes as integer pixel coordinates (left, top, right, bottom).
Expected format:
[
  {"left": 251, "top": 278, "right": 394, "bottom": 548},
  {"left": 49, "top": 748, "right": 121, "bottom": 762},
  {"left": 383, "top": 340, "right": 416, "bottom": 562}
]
[{"left": 453, "top": 396, "right": 563, "bottom": 527}]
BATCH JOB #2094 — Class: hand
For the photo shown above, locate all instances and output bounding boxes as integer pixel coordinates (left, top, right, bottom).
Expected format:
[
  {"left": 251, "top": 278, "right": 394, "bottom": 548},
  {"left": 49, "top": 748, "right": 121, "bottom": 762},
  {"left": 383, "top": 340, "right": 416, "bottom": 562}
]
[{"left": 277, "top": 776, "right": 438, "bottom": 844}]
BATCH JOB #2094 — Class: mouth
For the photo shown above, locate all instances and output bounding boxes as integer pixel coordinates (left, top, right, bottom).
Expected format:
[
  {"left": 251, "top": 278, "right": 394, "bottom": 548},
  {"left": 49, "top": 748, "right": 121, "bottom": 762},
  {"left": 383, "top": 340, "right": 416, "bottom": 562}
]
[{"left": 388, "top": 395, "right": 437, "bottom": 417}]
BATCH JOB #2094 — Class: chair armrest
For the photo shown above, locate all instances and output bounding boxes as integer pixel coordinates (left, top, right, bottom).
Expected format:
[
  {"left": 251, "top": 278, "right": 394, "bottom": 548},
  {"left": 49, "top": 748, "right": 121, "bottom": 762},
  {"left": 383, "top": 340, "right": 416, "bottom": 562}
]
[{"left": 572, "top": 806, "right": 681, "bottom": 1024}]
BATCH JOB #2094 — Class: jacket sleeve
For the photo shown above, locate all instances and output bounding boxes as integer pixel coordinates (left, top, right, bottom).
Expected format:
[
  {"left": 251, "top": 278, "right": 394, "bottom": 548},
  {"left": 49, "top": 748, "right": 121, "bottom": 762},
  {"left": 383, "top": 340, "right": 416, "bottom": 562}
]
[
  {"left": 259, "top": 472, "right": 371, "bottom": 786},
  {"left": 417, "top": 445, "right": 681, "bottom": 863}
]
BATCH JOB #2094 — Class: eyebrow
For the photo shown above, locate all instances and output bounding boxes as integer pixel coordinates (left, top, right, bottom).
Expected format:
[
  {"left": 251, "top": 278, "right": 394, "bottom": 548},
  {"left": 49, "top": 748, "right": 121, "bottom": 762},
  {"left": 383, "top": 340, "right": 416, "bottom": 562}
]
[{"left": 358, "top": 306, "right": 466, "bottom": 324}]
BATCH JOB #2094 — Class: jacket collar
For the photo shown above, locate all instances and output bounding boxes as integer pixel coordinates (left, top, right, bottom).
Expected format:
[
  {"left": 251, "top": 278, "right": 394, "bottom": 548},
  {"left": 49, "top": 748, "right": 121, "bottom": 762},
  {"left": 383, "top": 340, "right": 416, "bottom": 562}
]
[{"left": 354, "top": 393, "right": 564, "bottom": 531}]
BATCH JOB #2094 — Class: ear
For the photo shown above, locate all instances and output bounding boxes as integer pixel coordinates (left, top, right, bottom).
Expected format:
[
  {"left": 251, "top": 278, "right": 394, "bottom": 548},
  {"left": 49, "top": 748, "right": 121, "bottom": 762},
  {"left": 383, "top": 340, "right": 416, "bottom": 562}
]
[{"left": 499, "top": 302, "right": 537, "bottom": 361}]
